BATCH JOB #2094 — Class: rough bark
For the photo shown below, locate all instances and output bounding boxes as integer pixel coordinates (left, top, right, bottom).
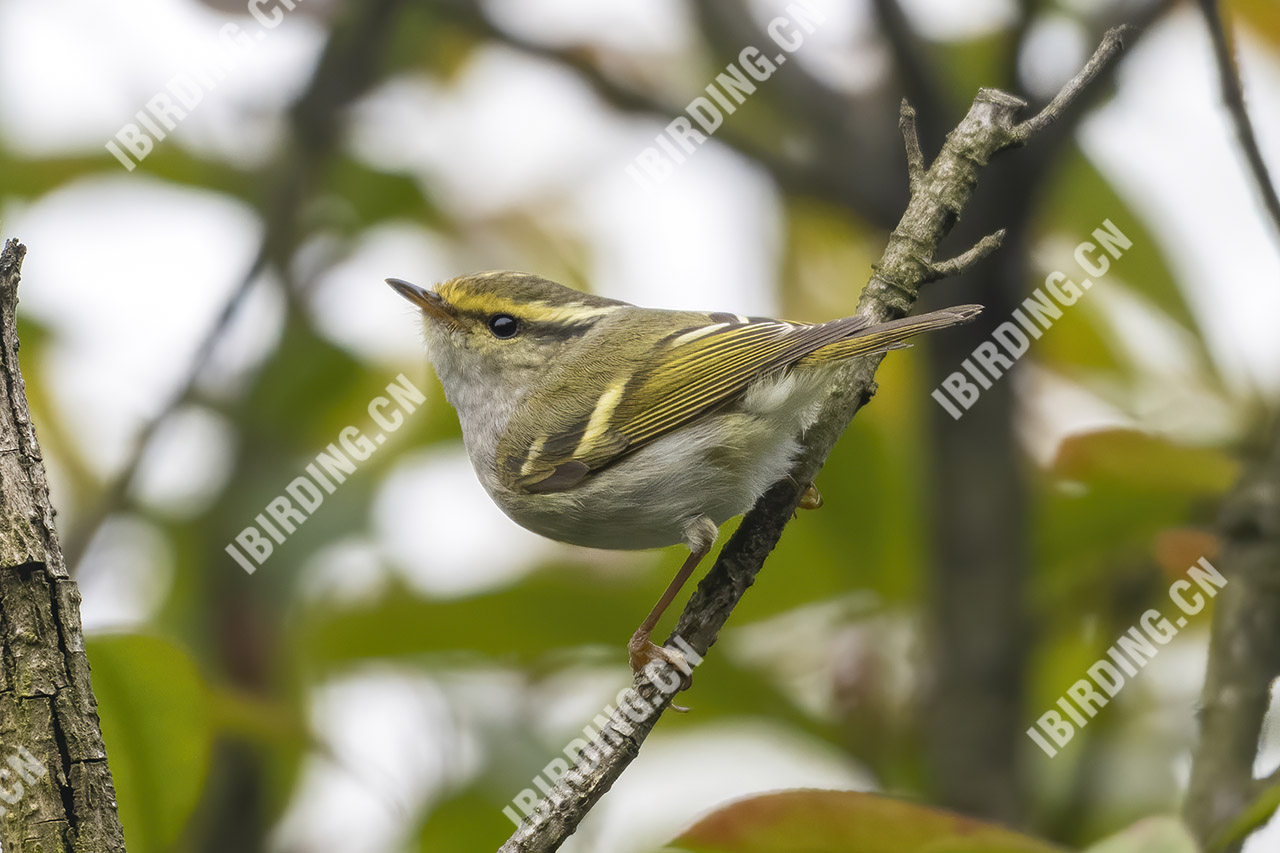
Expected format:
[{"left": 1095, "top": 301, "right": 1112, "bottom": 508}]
[
  {"left": 0, "top": 238, "right": 126, "bottom": 852},
  {"left": 1184, "top": 420, "right": 1280, "bottom": 851},
  {"left": 498, "top": 29, "right": 1132, "bottom": 853}
]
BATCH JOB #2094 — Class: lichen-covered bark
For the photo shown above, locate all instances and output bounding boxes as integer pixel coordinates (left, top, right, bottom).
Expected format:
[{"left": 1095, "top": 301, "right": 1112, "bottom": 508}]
[{"left": 0, "top": 238, "right": 126, "bottom": 852}]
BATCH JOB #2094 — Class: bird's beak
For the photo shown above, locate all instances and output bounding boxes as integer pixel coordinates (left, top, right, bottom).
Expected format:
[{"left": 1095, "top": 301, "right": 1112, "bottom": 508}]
[{"left": 386, "top": 278, "right": 453, "bottom": 325}]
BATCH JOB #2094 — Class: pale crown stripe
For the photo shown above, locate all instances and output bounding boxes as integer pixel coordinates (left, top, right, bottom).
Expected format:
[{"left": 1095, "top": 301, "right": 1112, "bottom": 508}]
[
  {"left": 499, "top": 299, "right": 621, "bottom": 325},
  {"left": 528, "top": 301, "right": 623, "bottom": 323}
]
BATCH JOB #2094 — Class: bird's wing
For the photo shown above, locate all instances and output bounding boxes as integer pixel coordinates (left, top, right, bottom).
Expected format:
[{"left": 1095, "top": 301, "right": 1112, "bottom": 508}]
[{"left": 503, "top": 313, "right": 875, "bottom": 493}]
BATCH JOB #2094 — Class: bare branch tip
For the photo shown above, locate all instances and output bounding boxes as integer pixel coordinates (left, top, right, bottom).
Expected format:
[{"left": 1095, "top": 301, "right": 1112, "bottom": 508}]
[
  {"left": 1010, "top": 26, "right": 1133, "bottom": 143},
  {"left": 899, "top": 100, "right": 926, "bottom": 188},
  {"left": 924, "top": 228, "right": 1006, "bottom": 283},
  {"left": 1105, "top": 24, "right": 1134, "bottom": 46}
]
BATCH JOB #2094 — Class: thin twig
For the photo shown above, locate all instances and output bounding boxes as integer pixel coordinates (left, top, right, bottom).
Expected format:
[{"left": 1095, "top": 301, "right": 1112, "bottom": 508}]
[
  {"left": 498, "top": 30, "right": 1130, "bottom": 853},
  {"left": 63, "top": 0, "right": 409, "bottom": 570},
  {"left": 61, "top": 247, "right": 269, "bottom": 569},
  {"left": 1012, "top": 26, "right": 1131, "bottom": 142},
  {"left": 1025, "top": 0, "right": 1179, "bottom": 164},
  {"left": 1196, "top": 0, "right": 1280, "bottom": 244},
  {"left": 899, "top": 100, "right": 926, "bottom": 195},
  {"left": 925, "top": 229, "right": 1007, "bottom": 282}
]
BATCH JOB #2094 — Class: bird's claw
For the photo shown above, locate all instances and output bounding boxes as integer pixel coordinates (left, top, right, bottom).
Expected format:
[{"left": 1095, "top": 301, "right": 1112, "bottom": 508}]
[{"left": 628, "top": 633, "right": 694, "bottom": 704}]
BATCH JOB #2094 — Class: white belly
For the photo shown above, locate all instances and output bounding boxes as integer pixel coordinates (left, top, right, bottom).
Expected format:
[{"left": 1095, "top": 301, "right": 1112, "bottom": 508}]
[{"left": 482, "top": 368, "right": 833, "bottom": 550}]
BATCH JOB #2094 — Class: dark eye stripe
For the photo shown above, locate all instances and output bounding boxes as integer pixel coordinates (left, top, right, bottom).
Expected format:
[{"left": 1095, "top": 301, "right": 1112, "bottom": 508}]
[{"left": 459, "top": 306, "right": 602, "bottom": 342}]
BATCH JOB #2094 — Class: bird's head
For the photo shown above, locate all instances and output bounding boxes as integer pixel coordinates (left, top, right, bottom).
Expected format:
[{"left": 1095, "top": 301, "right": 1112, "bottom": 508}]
[{"left": 386, "top": 271, "right": 629, "bottom": 401}]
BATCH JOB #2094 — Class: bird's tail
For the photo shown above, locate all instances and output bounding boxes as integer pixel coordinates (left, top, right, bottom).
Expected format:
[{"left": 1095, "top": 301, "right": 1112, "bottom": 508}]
[{"left": 799, "top": 304, "right": 982, "bottom": 365}]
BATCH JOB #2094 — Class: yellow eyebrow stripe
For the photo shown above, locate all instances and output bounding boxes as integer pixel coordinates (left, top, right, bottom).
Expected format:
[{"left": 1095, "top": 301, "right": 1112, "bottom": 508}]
[{"left": 448, "top": 292, "right": 623, "bottom": 324}]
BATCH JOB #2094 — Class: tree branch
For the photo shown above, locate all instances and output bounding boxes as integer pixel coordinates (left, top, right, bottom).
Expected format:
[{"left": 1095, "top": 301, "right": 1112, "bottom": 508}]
[
  {"left": 900, "top": 100, "right": 926, "bottom": 195},
  {"left": 1196, "top": 0, "right": 1280, "bottom": 244},
  {"left": 1011, "top": 0, "right": 1178, "bottom": 189},
  {"left": 0, "top": 238, "right": 126, "bottom": 852},
  {"left": 62, "top": 0, "right": 409, "bottom": 571},
  {"left": 1010, "top": 26, "right": 1131, "bottom": 142},
  {"left": 923, "top": 228, "right": 1007, "bottom": 282},
  {"left": 498, "top": 29, "right": 1132, "bottom": 853},
  {"left": 1184, "top": 419, "right": 1280, "bottom": 852},
  {"left": 441, "top": 0, "right": 908, "bottom": 227}
]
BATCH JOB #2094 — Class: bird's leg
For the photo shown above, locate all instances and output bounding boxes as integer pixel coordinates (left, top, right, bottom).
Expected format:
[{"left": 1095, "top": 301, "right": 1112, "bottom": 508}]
[
  {"left": 627, "top": 547, "right": 706, "bottom": 676},
  {"left": 628, "top": 515, "right": 717, "bottom": 681}
]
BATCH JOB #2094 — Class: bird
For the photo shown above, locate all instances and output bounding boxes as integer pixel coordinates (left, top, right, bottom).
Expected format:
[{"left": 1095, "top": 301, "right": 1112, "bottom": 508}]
[{"left": 387, "top": 271, "right": 980, "bottom": 678}]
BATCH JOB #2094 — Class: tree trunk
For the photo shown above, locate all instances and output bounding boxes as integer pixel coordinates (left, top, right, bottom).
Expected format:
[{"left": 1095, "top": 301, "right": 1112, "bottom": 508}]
[
  {"left": 0, "top": 238, "right": 126, "bottom": 852},
  {"left": 1184, "top": 418, "right": 1280, "bottom": 851}
]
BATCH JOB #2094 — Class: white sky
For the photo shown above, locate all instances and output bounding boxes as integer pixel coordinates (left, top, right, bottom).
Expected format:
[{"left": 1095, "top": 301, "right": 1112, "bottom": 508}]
[{"left": 2, "top": 0, "right": 1279, "bottom": 850}]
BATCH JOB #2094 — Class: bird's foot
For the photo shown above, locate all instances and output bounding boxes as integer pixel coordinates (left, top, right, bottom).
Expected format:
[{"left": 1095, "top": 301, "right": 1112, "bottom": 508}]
[
  {"left": 628, "top": 631, "right": 693, "bottom": 708},
  {"left": 799, "top": 483, "right": 823, "bottom": 510},
  {"left": 797, "top": 483, "right": 824, "bottom": 514}
]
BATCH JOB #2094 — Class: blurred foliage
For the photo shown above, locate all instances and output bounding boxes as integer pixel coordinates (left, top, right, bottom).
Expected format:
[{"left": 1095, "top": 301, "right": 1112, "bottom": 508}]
[
  {"left": 88, "top": 634, "right": 214, "bottom": 853},
  {"left": 1082, "top": 818, "right": 1200, "bottom": 853},
  {"left": 664, "top": 790, "right": 1064, "bottom": 852},
  {"left": 2, "top": 0, "right": 1277, "bottom": 851},
  {"left": 1209, "top": 782, "right": 1280, "bottom": 852}
]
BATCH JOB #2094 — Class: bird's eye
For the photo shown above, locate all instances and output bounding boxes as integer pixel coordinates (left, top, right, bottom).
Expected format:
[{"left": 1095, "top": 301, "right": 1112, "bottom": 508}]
[{"left": 488, "top": 313, "right": 519, "bottom": 339}]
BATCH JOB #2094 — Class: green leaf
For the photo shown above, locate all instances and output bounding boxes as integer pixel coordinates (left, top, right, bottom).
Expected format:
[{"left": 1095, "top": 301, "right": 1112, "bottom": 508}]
[
  {"left": 241, "top": 314, "right": 369, "bottom": 442},
  {"left": 1081, "top": 816, "right": 1199, "bottom": 853},
  {"left": 324, "top": 155, "right": 443, "bottom": 233},
  {"left": 1209, "top": 780, "right": 1280, "bottom": 852},
  {"left": 666, "top": 790, "right": 1064, "bottom": 852},
  {"left": 87, "top": 633, "right": 214, "bottom": 853},
  {"left": 1053, "top": 428, "right": 1239, "bottom": 494},
  {"left": 417, "top": 788, "right": 515, "bottom": 852}
]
